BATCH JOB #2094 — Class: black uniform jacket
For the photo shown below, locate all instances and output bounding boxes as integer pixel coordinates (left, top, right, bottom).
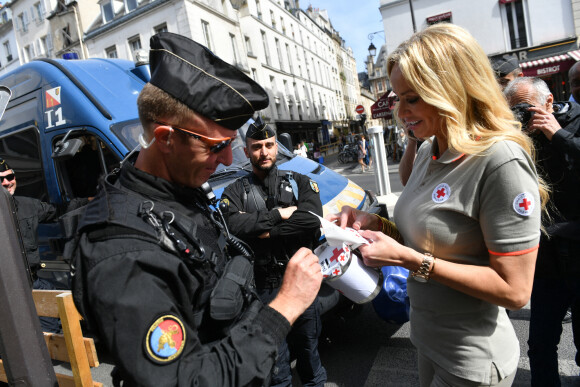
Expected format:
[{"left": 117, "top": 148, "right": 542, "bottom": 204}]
[
  {"left": 14, "top": 195, "right": 87, "bottom": 270},
  {"left": 536, "top": 101, "right": 580, "bottom": 239},
  {"left": 74, "top": 160, "right": 290, "bottom": 386},
  {"left": 221, "top": 168, "right": 322, "bottom": 283}
]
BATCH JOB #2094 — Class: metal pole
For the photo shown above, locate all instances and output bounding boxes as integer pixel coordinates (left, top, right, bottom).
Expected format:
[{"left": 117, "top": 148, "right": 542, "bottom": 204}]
[
  {"left": 368, "top": 126, "right": 391, "bottom": 195},
  {"left": 409, "top": 0, "right": 417, "bottom": 33}
]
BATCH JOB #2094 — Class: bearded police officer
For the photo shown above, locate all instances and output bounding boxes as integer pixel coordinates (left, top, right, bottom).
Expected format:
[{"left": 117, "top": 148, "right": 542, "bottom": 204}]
[
  {"left": 221, "top": 121, "right": 326, "bottom": 387},
  {"left": 68, "top": 32, "right": 322, "bottom": 386}
]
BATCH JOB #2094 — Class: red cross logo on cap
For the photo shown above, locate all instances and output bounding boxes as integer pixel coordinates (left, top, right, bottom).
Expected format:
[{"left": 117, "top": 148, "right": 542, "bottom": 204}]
[
  {"left": 513, "top": 192, "right": 534, "bottom": 216},
  {"left": 432, "top": 183, "right": 451, "bottom": 203}
]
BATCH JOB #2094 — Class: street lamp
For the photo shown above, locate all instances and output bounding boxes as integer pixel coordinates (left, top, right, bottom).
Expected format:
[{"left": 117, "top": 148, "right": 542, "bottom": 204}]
[{"left": 368, "top": 42, "right": 377, "bottom": 57}]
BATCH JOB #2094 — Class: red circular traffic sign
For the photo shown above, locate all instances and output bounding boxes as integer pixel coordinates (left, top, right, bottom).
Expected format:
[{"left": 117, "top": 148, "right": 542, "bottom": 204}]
[{"left": 355, "top": 105, "right": 364, "bottom": 114}]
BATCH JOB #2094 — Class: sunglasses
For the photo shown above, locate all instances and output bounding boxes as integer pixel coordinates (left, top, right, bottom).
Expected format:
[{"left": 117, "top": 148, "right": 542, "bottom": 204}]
[
  {"left": 154, "top": 120, "right": 234, "bottom": 154},
  {"left": 1, "top": 173, "right": 14, "bottom": 182}
]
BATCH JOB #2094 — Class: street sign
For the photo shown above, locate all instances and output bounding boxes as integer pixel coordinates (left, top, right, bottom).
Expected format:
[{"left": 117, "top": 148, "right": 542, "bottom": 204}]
[
  {"left": 371, "top": 92, "right": 395, "bottom": 119},
  {"left": 355, "top": 105, "right": 364, "bottom": 114}
]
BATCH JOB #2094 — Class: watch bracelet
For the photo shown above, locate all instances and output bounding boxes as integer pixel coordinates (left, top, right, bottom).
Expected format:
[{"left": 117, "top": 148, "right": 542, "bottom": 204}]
[{"left": 412, "top": 253, "right": 434, "bottom": 279}]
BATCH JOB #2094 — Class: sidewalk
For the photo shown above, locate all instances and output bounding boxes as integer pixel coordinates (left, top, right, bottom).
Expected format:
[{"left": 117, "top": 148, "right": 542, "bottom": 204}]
[{"left": 321, "top": 149, "right": 403, "bottom": 217}]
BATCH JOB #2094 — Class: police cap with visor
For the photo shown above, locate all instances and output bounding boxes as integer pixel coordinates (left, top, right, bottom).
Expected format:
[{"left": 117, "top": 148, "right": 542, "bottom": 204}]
[
  {"left": 149, "top": 32, "right": 270, "bottom": 130},
  {"left": 0, "top": 158, "right": 11, "bottom": 172},
  {"left": 246, "top": 116, "right": 276, "bottom": 140}
]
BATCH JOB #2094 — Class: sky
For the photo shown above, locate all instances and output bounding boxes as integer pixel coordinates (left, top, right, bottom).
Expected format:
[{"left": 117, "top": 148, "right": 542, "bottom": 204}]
[{"left": 306, "top": 1, "right": 385, "bottom": 74}]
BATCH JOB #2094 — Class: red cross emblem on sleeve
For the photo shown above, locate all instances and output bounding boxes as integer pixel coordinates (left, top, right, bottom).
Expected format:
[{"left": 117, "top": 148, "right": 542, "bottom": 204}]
[{"left": 513, "top": 192, "right": 534, "bottom": 216}]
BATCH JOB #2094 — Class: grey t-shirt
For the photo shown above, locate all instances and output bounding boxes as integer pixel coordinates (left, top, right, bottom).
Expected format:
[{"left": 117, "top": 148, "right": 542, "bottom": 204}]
[{"left": 394, "top": 138, "right": 541, "bottom": 383}]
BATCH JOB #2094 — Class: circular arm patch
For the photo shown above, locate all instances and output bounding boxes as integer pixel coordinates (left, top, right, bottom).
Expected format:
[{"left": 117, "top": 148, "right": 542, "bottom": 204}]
[
  {"left": 513, "top": 192, "right": 534, "bottom": 216},
  {"left": 145, "top": 315, "right": 186, "bottom": 364}
]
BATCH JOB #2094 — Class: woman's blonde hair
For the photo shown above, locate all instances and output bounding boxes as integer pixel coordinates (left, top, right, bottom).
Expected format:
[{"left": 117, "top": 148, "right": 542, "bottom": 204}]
[{"left": 386, "top": 23, "right": 549, "bottom": 210}]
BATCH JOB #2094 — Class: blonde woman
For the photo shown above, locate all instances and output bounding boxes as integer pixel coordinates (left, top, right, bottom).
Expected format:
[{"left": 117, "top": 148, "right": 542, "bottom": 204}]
[{"left": 330, "top": 24, "right": 548, "bottom": 386}]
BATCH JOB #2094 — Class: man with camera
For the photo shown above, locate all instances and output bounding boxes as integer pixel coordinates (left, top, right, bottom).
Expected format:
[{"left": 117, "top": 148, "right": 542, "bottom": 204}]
[
  {"left": 221, "top": 121, "right": 326, "bottom": 387},
  {"left": 504, "top": 77, "right": 580, "bottom": 386}
]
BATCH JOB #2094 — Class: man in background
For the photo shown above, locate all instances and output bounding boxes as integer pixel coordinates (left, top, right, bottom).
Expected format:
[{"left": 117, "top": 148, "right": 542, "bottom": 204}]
[
  {"left": 504, "top": 77, "right": 580, "bottom": 386},
  {"left": 1, "top": 158, "right": 88, "bottom": 332},
  {"left": 492, "top": 54, "right": 523, "bottom": 91},
  {"left": 568, "top": 61, "right": 580, "bottom": 103},
  {"left": 222, "top": 119, "right": 326, "bottom": 387}
]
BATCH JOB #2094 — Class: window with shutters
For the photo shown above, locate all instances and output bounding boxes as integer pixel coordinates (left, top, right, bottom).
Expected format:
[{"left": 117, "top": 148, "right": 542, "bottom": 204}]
[{"left": 501, "top": 0, "right": 528, "bottom": 49}]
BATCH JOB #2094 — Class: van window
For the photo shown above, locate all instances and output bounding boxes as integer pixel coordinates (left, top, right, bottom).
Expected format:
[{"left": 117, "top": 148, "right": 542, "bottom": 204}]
[
  {"left": 53, "top": 132, "right": 119, "bottom": 199},
  {"left": 0, "top": 127, "right": 49, "bottom": 201},
  {"left": 111, "top": 119, "right": 141, "bottom": 150}
]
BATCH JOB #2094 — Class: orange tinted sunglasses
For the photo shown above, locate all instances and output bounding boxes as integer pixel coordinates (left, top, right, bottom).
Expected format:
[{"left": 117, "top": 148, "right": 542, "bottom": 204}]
[{"left": 154, "top": 120, "right": 235, "bottom": 153}]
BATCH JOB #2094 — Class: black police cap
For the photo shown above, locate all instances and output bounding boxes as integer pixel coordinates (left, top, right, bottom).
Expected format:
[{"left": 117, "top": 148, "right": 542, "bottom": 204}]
[
  {"left": 246, "top": 116, "right": 276, "bottom": 140},
  {"left": 0, "top": 158, "right": 10, "bottom": 172},
  {"left": 149, "top": 32, "right": 269, "bottom": 130},
  {"left": 492, "top": 54, "right": 520, "bottom": 78}
]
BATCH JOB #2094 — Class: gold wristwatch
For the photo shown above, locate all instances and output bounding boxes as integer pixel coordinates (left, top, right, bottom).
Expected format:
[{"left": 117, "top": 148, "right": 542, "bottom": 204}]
[{"left": 411, "top": 253, "right": 434, "bottom": 283}]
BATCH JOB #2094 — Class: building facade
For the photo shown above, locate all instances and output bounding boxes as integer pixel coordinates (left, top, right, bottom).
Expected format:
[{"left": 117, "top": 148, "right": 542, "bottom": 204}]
[
  {"left": 0, "top": 5, "right": 19, "bottom": 74},
  {"left": 1, "top": 0, "right": 368, "bottom": 144},
  {"left": 379, "top": 0, "right": 579, "bottom": 100}
]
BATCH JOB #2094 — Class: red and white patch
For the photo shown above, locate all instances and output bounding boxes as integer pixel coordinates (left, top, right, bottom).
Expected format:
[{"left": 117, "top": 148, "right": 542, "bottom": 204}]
[
  {"left": 513, "top": 192, "right": 534, "bottom": 216},
  {"left": 432, "top": 183, "right": 451, "bottom": 203},
  {"left": 46, "top": 86, "right": 61, "bottom": 108}
]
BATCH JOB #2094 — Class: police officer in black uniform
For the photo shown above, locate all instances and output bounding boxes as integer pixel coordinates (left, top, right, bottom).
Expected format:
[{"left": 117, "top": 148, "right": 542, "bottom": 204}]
[
  {"left": 1, "top": 158, "right": 88, "bottom": 332},
  {"left": 68, "top": 33, "right": 322, "bottom": 386},
  {"left": 221, "top": 121, "right": 326, "bottom": 387}
]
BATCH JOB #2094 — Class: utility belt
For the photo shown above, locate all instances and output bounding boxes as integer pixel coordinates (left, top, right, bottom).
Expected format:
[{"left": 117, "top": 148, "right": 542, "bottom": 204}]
[{"left": 254, "top": 258, "right": 288, "bottom": 289}]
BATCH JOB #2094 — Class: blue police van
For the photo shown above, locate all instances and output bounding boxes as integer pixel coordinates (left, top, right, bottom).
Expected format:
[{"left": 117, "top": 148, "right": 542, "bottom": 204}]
[{"left": 0, "top": 57, "right": 382, "bottom": 290}]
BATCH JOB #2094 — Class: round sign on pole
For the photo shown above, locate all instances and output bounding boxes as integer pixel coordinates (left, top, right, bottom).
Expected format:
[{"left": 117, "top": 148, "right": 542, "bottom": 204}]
[{"left": 355, "top": 105, "right": 365, "bottom": 114}]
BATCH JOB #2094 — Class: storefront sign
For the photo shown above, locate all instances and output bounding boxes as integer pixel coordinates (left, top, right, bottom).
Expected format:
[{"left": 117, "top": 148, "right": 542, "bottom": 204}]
[
  {"left": 426, "top": 12, "right": 452, "bottom": 23},
  {"left": 371, "top": 92, "right": 394, "bottom": 120},
  {"left": 522, "top": 60, "right": 574, "bottom": 77}
]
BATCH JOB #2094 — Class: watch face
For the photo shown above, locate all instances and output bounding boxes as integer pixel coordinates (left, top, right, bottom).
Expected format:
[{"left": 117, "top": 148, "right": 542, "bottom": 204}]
[{"left": 413, "top": 274, "right": 428, "bottom": 283}]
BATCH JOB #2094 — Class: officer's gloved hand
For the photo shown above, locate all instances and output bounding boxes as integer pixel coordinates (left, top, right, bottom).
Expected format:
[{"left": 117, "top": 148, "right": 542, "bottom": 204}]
[{"left": 268, "top": 247, "right": 322, "bottom": 324}]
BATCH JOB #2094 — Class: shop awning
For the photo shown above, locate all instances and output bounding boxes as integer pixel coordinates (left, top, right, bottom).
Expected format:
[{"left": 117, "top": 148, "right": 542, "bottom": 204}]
[
  {"left": 568, "top": 49, "right": 580, "bottom": 61},
  {"left": 520, "top": 53, "right": 572, "bottom": 69}
]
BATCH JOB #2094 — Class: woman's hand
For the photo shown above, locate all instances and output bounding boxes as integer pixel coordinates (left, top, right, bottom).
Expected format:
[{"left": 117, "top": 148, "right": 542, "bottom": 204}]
[
  {"left": 325, "top": 205, "right": 381, "bottom": 231},
  {"left": 357, "top": 230, "right": 423, "bottom": 271}
]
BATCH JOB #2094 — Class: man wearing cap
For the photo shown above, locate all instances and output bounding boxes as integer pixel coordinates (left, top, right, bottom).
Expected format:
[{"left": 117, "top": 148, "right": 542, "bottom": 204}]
[
  {"left": 492, "top": 54, "right": 523, "bottom": 90},
  {"left": 1, "top": 158, "right": 89, "bottom": 332},
  {"left": 69, "top": 32, "right": 322, "bottom": 386},
  {"left": 221, "top": 118, "right": 326, "bottom": 387}
]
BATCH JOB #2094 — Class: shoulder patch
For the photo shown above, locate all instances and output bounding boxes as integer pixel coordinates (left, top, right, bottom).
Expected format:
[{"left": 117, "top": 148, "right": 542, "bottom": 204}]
[
  {"left": 309, "top": 180, "right": 319, "bottom": 193},
  {"left": 145, "top": 314, "right": 186, "bottom": 364},
  {"left": 431, "top": 183, "right": 450, "bottom": 203},
  {"left": 513, "top": 192, "right": 534, "bottom": 216}
]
